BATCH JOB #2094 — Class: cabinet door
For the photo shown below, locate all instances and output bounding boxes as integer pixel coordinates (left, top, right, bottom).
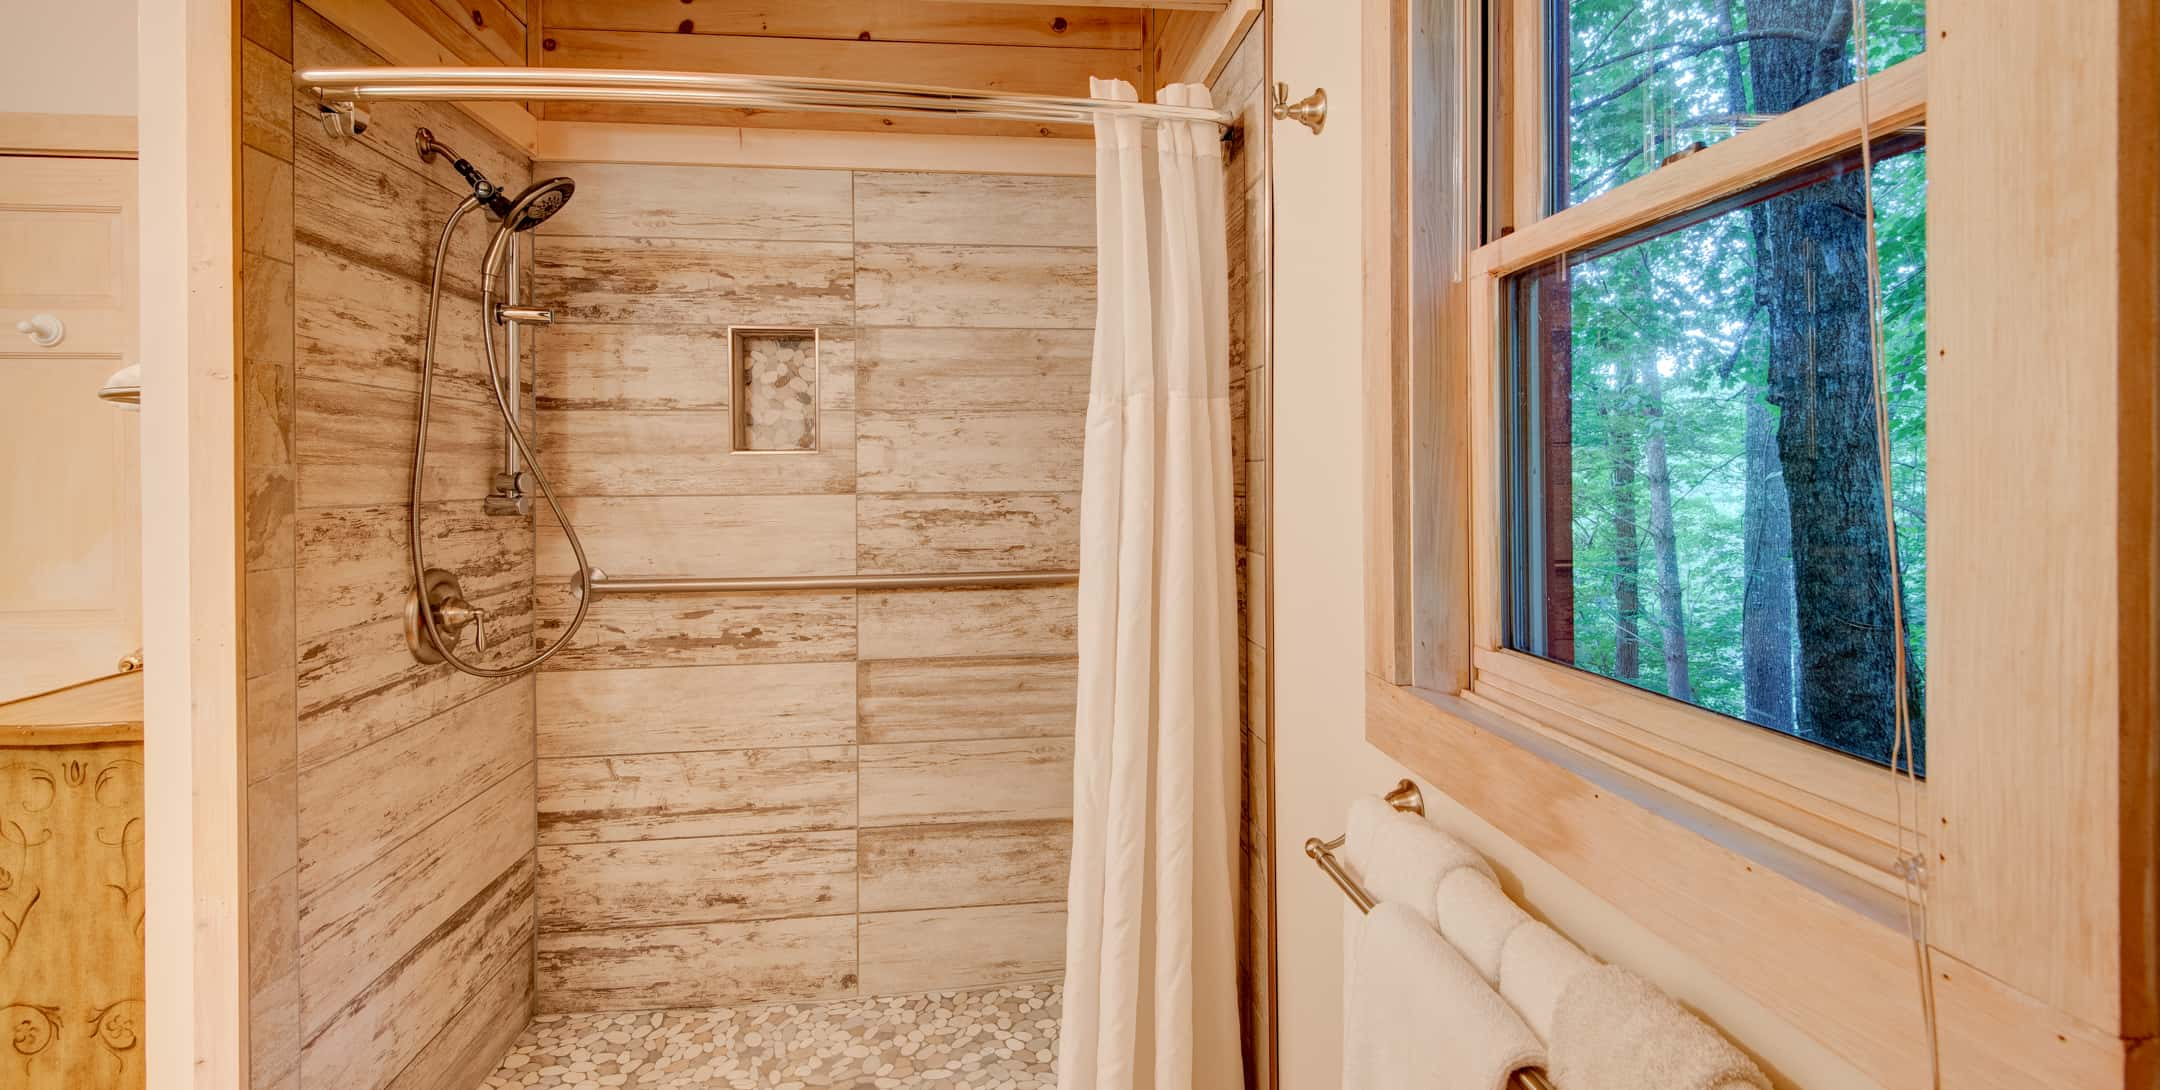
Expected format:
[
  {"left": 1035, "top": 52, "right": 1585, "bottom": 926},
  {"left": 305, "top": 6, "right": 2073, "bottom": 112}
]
[{"left": 0, "top": 155, "right": 140, "bottom": 699}]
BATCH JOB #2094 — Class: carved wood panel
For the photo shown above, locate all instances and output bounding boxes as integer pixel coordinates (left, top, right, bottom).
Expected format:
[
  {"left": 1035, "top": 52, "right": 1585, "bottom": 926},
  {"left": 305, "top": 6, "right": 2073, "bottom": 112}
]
[{"left": 0, "top": 741, "right": 145, "bottom": 1090}]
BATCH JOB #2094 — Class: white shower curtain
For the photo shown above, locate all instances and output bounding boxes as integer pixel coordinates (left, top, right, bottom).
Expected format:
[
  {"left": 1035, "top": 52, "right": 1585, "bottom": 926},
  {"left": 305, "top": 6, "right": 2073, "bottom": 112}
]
[{"left": 1059, "top": 78, "right": 1242, "bottom": 1090}]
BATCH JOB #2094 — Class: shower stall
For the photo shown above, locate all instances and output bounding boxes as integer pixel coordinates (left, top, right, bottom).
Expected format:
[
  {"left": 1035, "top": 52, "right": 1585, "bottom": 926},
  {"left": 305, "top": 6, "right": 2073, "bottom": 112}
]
[{"left": 235, "top": 6, "right": 1273, "bottom": 1090}]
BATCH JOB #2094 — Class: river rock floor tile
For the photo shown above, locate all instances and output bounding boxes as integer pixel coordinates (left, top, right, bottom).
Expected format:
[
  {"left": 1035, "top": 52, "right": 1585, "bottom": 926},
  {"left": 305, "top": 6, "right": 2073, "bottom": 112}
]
[{"left": 480, "top": 981, "right": 1061, "bottom": 1090}]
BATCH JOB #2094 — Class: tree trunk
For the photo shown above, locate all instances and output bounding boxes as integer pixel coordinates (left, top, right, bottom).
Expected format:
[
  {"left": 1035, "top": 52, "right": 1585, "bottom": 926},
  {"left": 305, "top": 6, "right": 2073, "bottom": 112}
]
[
  {"left": 1741, "top": 399, "right": 1798, "bottom": 730},
  {"left": 1745, "top": 0, "right": 1920, "bottom": 764},
  {"left": 1636, "top": 352, "right": 1693, "bottom": 701},
  {"left": 1606, "top": 370, "right": 1642, "bottom": 681}
]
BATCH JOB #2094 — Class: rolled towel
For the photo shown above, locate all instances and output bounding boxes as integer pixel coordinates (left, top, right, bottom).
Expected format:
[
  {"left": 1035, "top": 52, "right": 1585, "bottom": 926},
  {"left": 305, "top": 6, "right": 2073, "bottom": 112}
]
[
  {"left": 1436, "top": 868, "right": 1532, "bottom": 982},
  {"left": 1343, "top": 797, "right": 1494, "bottom": 927},
  {"left": 1551, "top": 965, "right": 1771, "bottom": 1090},
  {"left": 1344, "top": 901, "right": 1548, "bottom": 1090},
  {"left": 1497, "top": 920, "right": 1600, "bottom": 1044}
]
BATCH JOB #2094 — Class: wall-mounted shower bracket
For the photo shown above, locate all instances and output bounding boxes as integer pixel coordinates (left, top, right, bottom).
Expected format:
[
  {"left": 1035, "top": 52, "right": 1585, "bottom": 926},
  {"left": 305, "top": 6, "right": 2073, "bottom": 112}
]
[
  {"left": 315, "top": 93, "right": 369, "bottom": 139},
  {"left": 405, "top": 567, "right": 488, "bottom": 665}
]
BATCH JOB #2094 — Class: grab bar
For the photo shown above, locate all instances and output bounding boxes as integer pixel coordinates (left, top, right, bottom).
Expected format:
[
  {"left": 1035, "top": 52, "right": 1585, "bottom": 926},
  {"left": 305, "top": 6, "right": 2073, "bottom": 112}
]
[
  {"left": 576, "top": 567, "right": 1078, "bottom": 596},
  {"left": 1309, "top": 779, "right": 1556, "bottom": 1090}
]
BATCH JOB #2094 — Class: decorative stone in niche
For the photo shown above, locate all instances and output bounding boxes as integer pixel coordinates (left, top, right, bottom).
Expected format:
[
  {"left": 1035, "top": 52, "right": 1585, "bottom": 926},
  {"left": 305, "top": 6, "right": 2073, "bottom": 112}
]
[{"left": 730, "top": 327, "right": 820, "bottom": 452}]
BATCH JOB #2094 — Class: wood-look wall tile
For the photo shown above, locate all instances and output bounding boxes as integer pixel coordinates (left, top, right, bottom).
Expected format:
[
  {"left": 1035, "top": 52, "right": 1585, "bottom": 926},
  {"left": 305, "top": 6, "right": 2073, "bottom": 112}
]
[
  {"left": 858, "top": 820, "right": 1071, "bottom": 913},
  {"left": 857, "top": 585, "right": 1077, "bottom": 660},
  {"left": 534, "top": 237, "right": 854, "bottom": 326},
  {"left": 859, "top": 738, "right": 1074, "bottom": 828},
  {"left": 295, "top": 242, "right": 506, "bottom": 406},
  {"left": 244, "top": 253, "right": 295, "bottom": 366},
  {"left": 537, "top": 662, "right": 857, "bottom": 757},
  {"left": 297, "top": 502, "right": 531, "bottom": 641},
  {"left": 248, "top": 663, "right": 299, "bottom": 786},
  {"left": 247, "top": 464, "right": 296, "bottom": 571},
  {"left": 1245, "top": 638, "right": 1269, "bottom": 741},
  {"left": 298, "top": 766, "right": 534, "bottom": 1029},
  {"left": 295, "top": 595, "right": 533, "bottom": 772},
  {"left": 857, "top": 902, "right": 1064, "bottom": 996},
  {"left": 298, "top": 856, "right": 535, "bottom": 1090},
  {"left": 297, "top": 681, "right": 533, "bottom": 895},
  {"left": 537, "top": 495, "right": 854, "bottom": 579},
  {"left": 855, "top": 328, "right": 1091, "bottom": 415},
  {"left": 856, "top": 492, "right": 1078, "bottom": 574},
  {"left": 380, "top": 949, "right": 532, "bottom": 1090},
  {"left": 242, "top": 40, "right": 292, "bottom": 160},
  {"left": 1236, "top": 547, "right": 1268, "bottom": 652},
  {"left": 538, "top": 745, "right": 857, "bottom": 844},
  {"left": 856, "top": 412, "right": 1082, "bottom": 494},
  {"left": 251, "top": 932, "right": 300, "bottom": 1090},
  {"left": 856, "top": 656, "right": 1077, "bottom": 745},
  {"left": 242, "top": 0, "right": 292, "bottom": 59},
  {"left": 538, "top": 830, "right": 857, "bottom": 931},
  {"left": 853, "top": 173, "right": 1094, "bottom": 247},
  {"left": 293, "top": 120, "right": 489, "bottom": 295},
  {"left": 855, "top": 244, "right": 1094, "bottom": 329},
  {"left": 244, "top": 361, "right": 295, "bottom": 472},
  {"left": 534, "top": 585, "right": 856, "bottom": 670},
  {"left": 248, "top": 766, "right": 298, "bottom": 889},
  {"left": 536, "top": 410, "right": 858, "bottom": 497},
  {"left": 246, "top": 566, "right": 294, "bottom": 681},
  {"left": 533, "top": 162, "right": 854, "bottom": 242},
  {"left": 534, "top": 324, "right": 731, "bottom": 411},
  {"left": 535, "top": 914, "right": 857, "bottom": 1014},
  {"left": 296, "top": 377, "right": 500, "bottom": 508},
  {"left": 244, "top": 146, "right": 296, "bottom": 263}
]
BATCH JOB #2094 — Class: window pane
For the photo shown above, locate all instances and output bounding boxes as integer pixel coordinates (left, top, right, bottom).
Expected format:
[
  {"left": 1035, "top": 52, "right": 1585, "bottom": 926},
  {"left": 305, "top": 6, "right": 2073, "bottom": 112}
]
[
  {"left": 1552, "top": 0, "right": 1926, "bottom": 208},
  {"left": 1502, "top": 140, "right": 1927, "bottom": 770}
]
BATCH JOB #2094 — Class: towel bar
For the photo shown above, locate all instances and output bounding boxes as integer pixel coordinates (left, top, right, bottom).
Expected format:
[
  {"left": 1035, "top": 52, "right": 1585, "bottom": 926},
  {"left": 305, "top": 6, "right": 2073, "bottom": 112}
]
[{"left": 1310, "top": 779, "right": 1557, "bottom": 1090}]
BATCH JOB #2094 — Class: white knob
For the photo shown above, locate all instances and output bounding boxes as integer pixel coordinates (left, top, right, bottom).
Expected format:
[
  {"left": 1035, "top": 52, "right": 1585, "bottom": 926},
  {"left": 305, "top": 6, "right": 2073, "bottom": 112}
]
[{"left": 14, "top": 314, "right": 63, "bottom": 347}]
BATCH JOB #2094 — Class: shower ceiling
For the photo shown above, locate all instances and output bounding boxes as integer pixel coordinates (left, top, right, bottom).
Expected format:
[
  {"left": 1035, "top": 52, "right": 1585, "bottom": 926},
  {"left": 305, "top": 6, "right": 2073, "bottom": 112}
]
[{"left": 391, "top": 0, "right": 1248, "bottom": 138}]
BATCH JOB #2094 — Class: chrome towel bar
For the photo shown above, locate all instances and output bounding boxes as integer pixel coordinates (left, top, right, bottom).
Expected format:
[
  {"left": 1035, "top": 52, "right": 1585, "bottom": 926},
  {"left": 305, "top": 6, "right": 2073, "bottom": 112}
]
[
  {"left": 577, "top": 568, "right": 1079, "bottom": 596},
  {"left": 1311, "top": 779, "right": 1557, "bottom": 1090}
]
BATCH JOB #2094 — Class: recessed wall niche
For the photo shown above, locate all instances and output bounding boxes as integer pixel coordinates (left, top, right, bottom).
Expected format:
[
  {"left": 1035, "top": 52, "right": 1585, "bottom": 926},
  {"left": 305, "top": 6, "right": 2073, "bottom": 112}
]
[{"left": 730, "top": 326, "right": 820, "bottom": 452}]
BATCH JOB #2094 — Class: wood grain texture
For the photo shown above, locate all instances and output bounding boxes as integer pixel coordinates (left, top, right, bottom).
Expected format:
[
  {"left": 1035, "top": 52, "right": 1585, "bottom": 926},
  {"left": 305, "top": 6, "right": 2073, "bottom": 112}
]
[
  {"left": 859, "top": 738, "right": 1075, "bottom": 827},
  {"left": 856, "top": 656, "right": 1078, "bottom": 744},
  {"left": 295, "top": 377, "right": 502, "bottom": 508},
  {"left": 858, "top": 585, "right": 1077, "bottom": 659},
  {"left": 856, "top": 327, "right": 1092, "bottom": 414},
  {"left": 298, "top": 502, "right": 532, "bottom": 641},
  {"left": 538, "top": 831, "right": 857, "bottom": 930},
  {"left": 535, "top": 236, "right": 854, "bottom": 325},
  {"left": 537, "top": 494, "right": 856, "bottom": 578},
  {"left": 857, "top": 412, "right": 1084, "bottom": 493},
  {"left": 378, "top": 949, "right": 533, "bottom": 1090},
  {"left": 537, "top": 662, "right": 858, "bottom": 756},
  {"left": 854, "top": 172, "right": 1095, "bottom": 247},
  {"left": 857, "top": 901, "right": 1065, "bottom": 996},
  {"left": 537, "top": 409, "right": 860, "bottom": 496},
  {"left": 294, "top": 598, "right": 534, "bottom": 773},
  {"left": 534, "top": 584, "right": 857, "bottom": 668},
  {"left": 539, "top": 0, "right": 1144, "bottom": 50},
  {"left": 532, "top": 160, "right": 854, "bottom": 242},
  {"left": 855, "top": 244, "right": 1094, "bottom": 329},
  {"left": 535, "top": 913, "right": 858, "bottom": 1013},
  {"left": 859, "top": 819, "right": 1071, "bottom": 912},
  {"left": 537, "top": 745, "right": 858, "bottom": 843},
  {"left": 295, "top": 242, "right": 513, "bottom": 407},
  {"left": 533, "top": 325, "right": 731, "bottom": 411},
  {"left": 857, "top": 492, "right": 1079, "bottom": 573}
]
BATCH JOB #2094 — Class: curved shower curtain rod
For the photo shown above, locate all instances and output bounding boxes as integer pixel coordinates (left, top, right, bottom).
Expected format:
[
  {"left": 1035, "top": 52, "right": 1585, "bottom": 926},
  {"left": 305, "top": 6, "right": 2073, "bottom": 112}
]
[{"left": 299, "top": 66, "right": 1237, "bottom": 129}]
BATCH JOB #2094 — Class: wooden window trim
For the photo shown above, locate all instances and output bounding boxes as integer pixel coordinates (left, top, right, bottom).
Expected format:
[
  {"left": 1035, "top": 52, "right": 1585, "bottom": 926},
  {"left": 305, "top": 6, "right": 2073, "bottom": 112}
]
[{"left": 1362, "top": 0, "right": 2157, "bottom": 1085}]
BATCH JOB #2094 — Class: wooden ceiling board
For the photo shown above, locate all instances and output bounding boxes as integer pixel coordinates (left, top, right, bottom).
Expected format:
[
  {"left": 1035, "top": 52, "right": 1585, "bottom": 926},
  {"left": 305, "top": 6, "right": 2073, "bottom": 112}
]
[{"left": 540, "top": 0, "right": 1146, "bottom": 50}]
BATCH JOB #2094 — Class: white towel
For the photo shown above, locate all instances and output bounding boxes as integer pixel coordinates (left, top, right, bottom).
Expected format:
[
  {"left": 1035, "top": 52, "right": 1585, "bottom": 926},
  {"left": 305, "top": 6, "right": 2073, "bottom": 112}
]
[
  {"left": 1344, "top": 901, "right": 1548, "bottom": 1090},
  {"left": 1343, "top": 797, "right": 1494, "bottom": 928},
  {"left": 1551, "top": 965, "right": 1771, "bottom": 1090},
  {"left": 1497, "top": 920, "right": 1600, "bottom": 1044},
  {"left": 1435, "top": 868, "right": 1532, "bottom": 982}
]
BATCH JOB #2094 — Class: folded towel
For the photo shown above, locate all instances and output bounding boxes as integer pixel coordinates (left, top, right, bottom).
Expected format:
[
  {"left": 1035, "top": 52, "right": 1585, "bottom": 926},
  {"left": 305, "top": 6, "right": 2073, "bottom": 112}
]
[
  {"left": 1344, "top": 901, "right": 1548, "bottom": 1090},
  {"left": 1496, "top": 921, "right": 1600, "bottom": 1044},
  {"left": 1551, "top": 965, "right": 1771, "bottom": 1090},
  {"left": 1436, "top": 868, "right": 1532, "bottom": 982},
  {"left": 1343, "top": 797, "right": 1494, "bottom": 927}
]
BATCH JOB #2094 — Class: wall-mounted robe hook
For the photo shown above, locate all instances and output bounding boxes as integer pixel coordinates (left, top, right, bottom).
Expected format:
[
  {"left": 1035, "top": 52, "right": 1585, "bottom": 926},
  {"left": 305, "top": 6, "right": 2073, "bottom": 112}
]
[{"left": 1273, "top": 82, "right": 1327, "bottom": 134}]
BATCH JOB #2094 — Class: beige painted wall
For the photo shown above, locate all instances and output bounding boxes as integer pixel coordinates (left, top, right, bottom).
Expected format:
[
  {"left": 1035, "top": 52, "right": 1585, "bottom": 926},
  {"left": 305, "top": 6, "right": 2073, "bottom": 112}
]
[
  {"left": 1265, "top": 2, "right": 1883, "bottom": 1086},
  {"left": 0, "top": 0, "right": 139, "bottom": 116}
]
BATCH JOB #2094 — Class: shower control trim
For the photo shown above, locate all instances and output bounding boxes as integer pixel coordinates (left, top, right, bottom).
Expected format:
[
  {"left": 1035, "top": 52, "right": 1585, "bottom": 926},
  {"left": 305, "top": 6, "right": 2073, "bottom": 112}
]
[{"left": 405, "top": 567, "right": 489, "bottom": 665}]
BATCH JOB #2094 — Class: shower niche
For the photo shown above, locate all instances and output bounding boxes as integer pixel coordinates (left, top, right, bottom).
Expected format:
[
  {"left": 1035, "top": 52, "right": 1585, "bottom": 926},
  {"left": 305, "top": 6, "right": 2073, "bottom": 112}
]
[{"left": 730, "top": 326, "right": 821, "bottom": 452}]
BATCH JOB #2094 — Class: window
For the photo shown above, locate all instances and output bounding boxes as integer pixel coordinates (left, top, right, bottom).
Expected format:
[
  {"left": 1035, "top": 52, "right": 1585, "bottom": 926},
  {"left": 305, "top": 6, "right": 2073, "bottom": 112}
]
[{"left": 1501, "top": 139, "right": 1928, "bottom": 769}]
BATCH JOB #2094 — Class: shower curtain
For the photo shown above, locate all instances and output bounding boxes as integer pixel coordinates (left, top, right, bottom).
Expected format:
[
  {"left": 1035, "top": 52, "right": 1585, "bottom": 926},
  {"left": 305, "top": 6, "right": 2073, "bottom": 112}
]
[{"left": 1059, "top": 78, "right": 1242, "bottom": 1090}]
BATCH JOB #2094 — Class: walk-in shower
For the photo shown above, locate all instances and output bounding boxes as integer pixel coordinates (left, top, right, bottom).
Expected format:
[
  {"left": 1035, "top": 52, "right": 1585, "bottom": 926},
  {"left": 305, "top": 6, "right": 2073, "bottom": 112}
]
[{"left": 404, "top": 128, "right": 590, "bottom": 676}]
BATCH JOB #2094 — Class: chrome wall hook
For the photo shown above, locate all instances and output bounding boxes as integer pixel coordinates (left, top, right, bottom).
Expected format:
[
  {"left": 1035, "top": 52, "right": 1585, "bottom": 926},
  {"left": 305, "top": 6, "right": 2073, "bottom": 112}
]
[{"left": 1273, "top": 83, "right": 1327, "bottom": 134}]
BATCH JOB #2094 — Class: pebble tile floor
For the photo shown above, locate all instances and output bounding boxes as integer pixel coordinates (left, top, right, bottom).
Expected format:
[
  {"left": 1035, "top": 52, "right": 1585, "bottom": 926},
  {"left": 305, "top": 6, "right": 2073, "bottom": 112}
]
[{"left": 480, "top": 981, "right": 1061, "bottom": 1090}]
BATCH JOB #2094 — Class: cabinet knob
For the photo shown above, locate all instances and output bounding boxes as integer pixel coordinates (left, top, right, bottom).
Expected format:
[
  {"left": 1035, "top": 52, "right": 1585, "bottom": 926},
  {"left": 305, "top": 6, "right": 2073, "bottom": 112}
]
[{"left": 14, "top": 314, "right": 64, "bottom": 347}]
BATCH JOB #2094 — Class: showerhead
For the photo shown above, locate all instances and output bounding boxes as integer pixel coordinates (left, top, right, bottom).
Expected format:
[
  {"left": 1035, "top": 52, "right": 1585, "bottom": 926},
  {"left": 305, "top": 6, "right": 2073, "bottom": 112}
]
[{"left": 495, "top": 177, "right": 575, "bottom": 232}]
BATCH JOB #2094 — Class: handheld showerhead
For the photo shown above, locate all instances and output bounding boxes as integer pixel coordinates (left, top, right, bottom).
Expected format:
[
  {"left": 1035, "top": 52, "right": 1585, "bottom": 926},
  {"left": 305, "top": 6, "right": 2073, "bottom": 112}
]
[{"left": 480, "top": 178, "right": 576, "bottom": 297}]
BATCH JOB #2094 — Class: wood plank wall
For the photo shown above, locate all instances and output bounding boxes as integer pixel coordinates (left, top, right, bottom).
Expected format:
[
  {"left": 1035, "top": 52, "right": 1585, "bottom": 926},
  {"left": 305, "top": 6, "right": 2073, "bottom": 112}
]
[
  {"left": 242, "top": 6, "right": 544, "bottom": 1090},
  {"left": 524, "top": 159, "right": 1095, "bottom": 1010},
  {"left": 531, "top": 0, "right": 1145, "bottom": 136}
]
